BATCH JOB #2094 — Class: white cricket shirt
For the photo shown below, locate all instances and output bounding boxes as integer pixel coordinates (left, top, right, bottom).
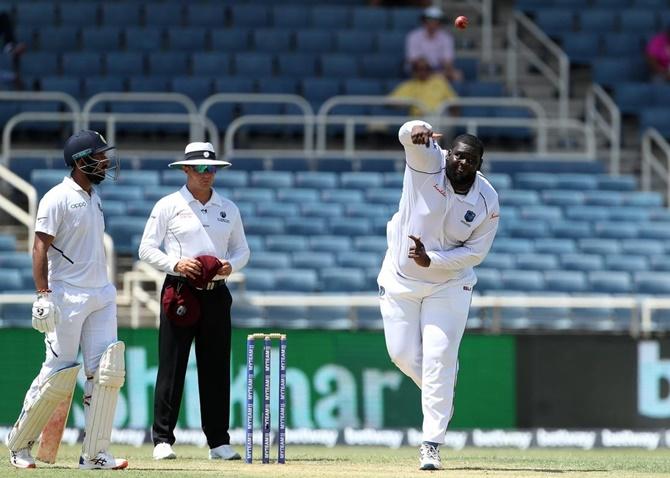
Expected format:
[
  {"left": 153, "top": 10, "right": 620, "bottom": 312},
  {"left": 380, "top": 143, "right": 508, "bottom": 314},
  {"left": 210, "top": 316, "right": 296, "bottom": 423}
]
[
  {"left": 384, "top": 120, "right": 500, "bottom": 284},
  {"left": 35, "top": 176, "right": 110, "bottom": 288},
  {"left": 138, "top": 185, "right": 250, "bottom": 277}
]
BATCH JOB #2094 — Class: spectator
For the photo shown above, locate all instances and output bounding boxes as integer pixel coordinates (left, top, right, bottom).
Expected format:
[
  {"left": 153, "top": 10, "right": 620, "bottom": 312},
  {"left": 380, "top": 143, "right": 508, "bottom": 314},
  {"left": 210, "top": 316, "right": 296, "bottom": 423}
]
[
  {"left": 406, "top": 6, "right": 463, "bottom": 82},
  {"left": 389, "top": 57, "right": 458, "bottom": 116},
  {"left": 0, "top": 11, "right": 26, "bottom": 88},
  {"left": 646, "top": 25, "right": 670, "bottom": 82}
]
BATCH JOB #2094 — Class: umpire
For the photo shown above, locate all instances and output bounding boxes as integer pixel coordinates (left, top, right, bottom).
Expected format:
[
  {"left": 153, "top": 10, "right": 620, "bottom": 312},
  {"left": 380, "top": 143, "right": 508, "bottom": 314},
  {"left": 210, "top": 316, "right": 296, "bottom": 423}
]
[{"left": 138, "top": 142, "right": 250, "bottom": 461}]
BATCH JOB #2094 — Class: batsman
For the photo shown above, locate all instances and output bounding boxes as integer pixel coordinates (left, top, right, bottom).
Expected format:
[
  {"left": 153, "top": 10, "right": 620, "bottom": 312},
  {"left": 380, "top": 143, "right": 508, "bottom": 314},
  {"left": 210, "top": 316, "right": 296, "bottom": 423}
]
[{"left": 5, "top": 130, "right": 128, "bottom": 470}]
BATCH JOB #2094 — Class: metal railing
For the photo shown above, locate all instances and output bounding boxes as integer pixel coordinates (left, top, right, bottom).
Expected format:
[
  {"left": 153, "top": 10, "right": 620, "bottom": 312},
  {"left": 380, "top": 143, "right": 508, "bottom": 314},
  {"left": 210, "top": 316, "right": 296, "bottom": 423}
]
[
  {"left": 506, "top": 11, "right": 569, "bottom": 119},
  {"left": 585, "top": 85, "right": 621, "bottom": 175},
  {"left": 641, "top": 127, "right": 670, "bottom": 206}
]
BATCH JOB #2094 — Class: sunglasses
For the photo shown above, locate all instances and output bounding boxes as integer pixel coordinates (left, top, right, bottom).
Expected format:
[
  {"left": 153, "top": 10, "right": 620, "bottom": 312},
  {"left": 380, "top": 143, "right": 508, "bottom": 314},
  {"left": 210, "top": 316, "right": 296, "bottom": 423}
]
[{"left": 192, "top": 165, "right": 218, "bottom": 174}]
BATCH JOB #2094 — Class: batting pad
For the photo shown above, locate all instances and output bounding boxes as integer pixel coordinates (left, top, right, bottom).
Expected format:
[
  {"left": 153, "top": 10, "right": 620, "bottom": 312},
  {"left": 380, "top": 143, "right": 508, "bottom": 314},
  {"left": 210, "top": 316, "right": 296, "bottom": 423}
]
[
  {"left": 82, "top": 341, "right": 125, "bottom": 459},
  {"left": 6, "top": 363, "right": 81, "bottom": 451}
]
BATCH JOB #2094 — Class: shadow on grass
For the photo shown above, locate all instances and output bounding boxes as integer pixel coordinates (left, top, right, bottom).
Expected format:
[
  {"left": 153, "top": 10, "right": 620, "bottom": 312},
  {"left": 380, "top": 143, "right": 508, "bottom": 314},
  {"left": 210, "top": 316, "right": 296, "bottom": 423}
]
[{"left": 451, "top": 466, "right": 607, "bottom": 474}]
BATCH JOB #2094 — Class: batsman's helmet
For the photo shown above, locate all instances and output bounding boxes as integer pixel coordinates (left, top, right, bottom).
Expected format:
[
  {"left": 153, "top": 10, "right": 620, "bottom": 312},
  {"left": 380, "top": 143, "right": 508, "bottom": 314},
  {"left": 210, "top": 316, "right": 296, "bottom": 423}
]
[{"left": 63, "top": 130, "right": 114, "bottom": 167}]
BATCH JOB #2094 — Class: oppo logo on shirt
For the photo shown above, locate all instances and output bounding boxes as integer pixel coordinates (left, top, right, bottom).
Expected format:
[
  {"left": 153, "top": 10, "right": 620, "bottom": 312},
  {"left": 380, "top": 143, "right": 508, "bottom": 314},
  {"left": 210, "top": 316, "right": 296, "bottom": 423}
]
[{"left": 70, "top": 202, "right": 87, "bottom": 209}]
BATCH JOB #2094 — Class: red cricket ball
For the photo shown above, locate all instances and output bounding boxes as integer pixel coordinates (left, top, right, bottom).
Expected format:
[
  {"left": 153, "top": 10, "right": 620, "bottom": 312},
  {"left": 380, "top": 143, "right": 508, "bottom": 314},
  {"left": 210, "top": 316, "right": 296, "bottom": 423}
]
[{"left": 455, "top": 15, "right": 468, "bottom": 30}]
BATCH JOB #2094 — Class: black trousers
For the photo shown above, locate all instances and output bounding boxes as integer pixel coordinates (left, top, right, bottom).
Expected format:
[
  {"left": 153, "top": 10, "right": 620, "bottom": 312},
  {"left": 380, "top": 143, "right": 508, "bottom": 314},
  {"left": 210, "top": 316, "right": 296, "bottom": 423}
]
[{"left": 152, "top": 277, "right": 233, "bottom": 448}]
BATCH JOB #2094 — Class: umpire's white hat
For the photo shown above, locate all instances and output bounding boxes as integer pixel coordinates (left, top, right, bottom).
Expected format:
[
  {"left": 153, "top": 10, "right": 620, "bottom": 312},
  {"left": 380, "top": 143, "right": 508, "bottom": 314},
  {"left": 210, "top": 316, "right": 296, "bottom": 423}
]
[{"left": 168, "top": 142, "right": 232, "bottom": 169}]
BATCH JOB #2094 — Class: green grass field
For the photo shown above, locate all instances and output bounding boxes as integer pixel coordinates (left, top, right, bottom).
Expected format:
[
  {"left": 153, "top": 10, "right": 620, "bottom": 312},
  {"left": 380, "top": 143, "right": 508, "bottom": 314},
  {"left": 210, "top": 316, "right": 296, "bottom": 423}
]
[{"left": 5, "top": 445, "right": 670, "bottom": 477}]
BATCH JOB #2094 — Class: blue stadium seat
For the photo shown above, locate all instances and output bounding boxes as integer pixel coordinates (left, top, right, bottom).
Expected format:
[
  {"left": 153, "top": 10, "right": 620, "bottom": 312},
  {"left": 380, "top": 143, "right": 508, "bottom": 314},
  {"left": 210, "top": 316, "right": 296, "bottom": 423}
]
[
  {"left": 250, "top": 171, "right": 293, "bottom": 188},
  {"left": 0, "top": 269, "right": 24, "bottom": 292},
  {"left": 620, "top": 239, "right": 665, "bottom": 256},
  {"left": 650, "top": 256, "right": 670, "bottom": 271},
  {"left": 584, "top": 190, "right": 624, "bottom": 206},
  {"left": 0, "top": 252, "right": 32, "bottom": 269},
  {"left": 21, "top": 52, "right": 58, "bottom": 76},
  {"left": 295, "top": 171, "right": 338, "bottom": 189},
  {"left": 594, "top": 221, "right": 638, "bottom": 239},
  {"left": 277, "top": 53, "right": 318, "bottom": 77},
  {"left": 605, "top": 254, "right": 648, "bottom": 272},
  {"left": 41, "top": 76, "right": 81, "bottom": 98},
  {"left": 244, "top": 217, "right": 284, "bottom": 235},
  {"left": 498, "top": 189, "right": 540, "bottom": 206},
  {"left": 515, "top": 253, "right": 559, "bottom": 271},
  {"left": 276, "top": 188, "right": 319, "bottom": 204},
  {"left": 359, "top": 53, "right": 402, "bottom": 78},
  {"left": 354, "top": 236, "right": 387, "bottom": 254},
  {"left": 105, "top": 52, "right": 144, "bottom": 76},
  {"left": 336, "top": 250, "right": 380, "bottom": 269},
  {"left": 534, "top": 238, "right": 576, "bottom": 254},
  {"left": 614, "top": 82, "right": 653, "bottom": 115},
  {"left": 519, "top": 205, "right": 562, "bottom": 221},
  {"left": 284, "top": 217, "right": 327, "bottom": 236},
  {"left": 291, "top": 251, "right": 336, "bottom": 270},
  {"left": 589, "top": 271, "right": 632, "bottom": 294},
  {"left": 234, "top": 53, "right": 274, "bottom": 76},
  {"left": 388, "top": 7, "right": 422, "bottom": 31},
  {"left": 617, "top": 9, "right": 656, "bottom": 31},
  {"left": 501, "top": 269, "right": 545, "bottom": 292},
  {"left": 482, "top": 252, "right": 515, "bottom": 270},
  {"left": 301, "top": 78, "right": 341, "bottom": 109},
  {"left": 638, "top": 223, "right": 670, "bottom": 240},
  {"left": 603, "top": 32, "right": 645, "bottom": 56},
  {"left": 0, "top": 235, "right": 16, "bottom": 252},
  {"left": 248, "top": 251, "right": 291, "bottom": 269},
  {"left": 102, "top": 3, "right": 141, "bottom": 26},
  {"left": 535, "top": 8, "right": 574, "bottom": 36},
  {"left": 334, "top": 31, "right": 374, "bottom": 54},
  {"left": 83, "top": 76, "right": 125, "bottom": 98},
  {"left": 578, "top": 237, "right": 621, "bottom": 255},
  {"left": 490, "top": 237, "right": 534, "bottom": 254},
  {"left": 106, "top": 217, "right": 148, "bottom": 255},
  {"left": 273, "top": 269, "right": 318, "bottom": 292},
  {"left": 16, "top": 3, "right": 57, "bottom": 27},
  {"left": 81, "top": 27, "right": 122, "bottom": 52},
  {"left": 347, "top": 203, "right": 389, "bottom": 219},
  {"left": 639, "top": 107, "right": 670, "bottom": 137},
  {"left": 272, "top": 6, "right": 309, "bottom": 28},
  {"left": 592, "top": 58, "right": 647, "bottom": 87},
  {"left": 99, "top": 185, "right": 143, "bottom": 201},
  {"left": 578, "top": 9, "right": 618, "bottom": 33},
  {"left": 252, "top": 29, "right": 292, "bottom": 54},
  {"left": 148, "top": 52, "right": 189, "bottom": 77},
  {"left": 185, "top": 4, "right": 226, "bottom": 27},
  {"left": 124, "top": 27, "right": 162, "bottom": 53},
  {"left": 31, "top": 169, "right": 70, "bottom": 198},
  {"left": 375, "top": 30, "right": 406, "bottom": 54},
  {"left": 243, "top": 269, "right": 276, "bottom": 292},
  {"left": 321, "top": 189, "right": 365, "bottom": 205},
  {"left": 560, "top": 253, "right": 604, "bottom": 271},
  {"left": 309, "top": 236, "right": 351, "bottom": 253},
  {"left": 231, "top": 301, "right": 266, "bottom": 327},
  {"left": 230, "top": 5, "right": 271, "bottom": 28},
  {"left": 320, "top": 54, "right": 359, "bottom": 78},
  {"left": 624, "top": 191, "right": 663, "bottom": 207},
  {"left": 62, "top": 52, "right": 103, "bottom": 76},
  {"left": 256, "top": 202, "right": 299, "bottom": 218},
  {"left": 366, "top": 188, "right": 400, "bottom": 205},
  {"left": 171, "top": 77, "right": 213, "bottom": 103},
  {"left": 145, "top": 3, "right": 183, "bottom": 26},
  {"left": 167, "top": 28, "right": 208, "bottom": 52},
  {"left": 117, "top": 170, "right": 159, "bottom": 187},
  {"left": 340, "top": 172, "right": 383, "bottom": 189},
  {"left": 192, "top": 53, "right": 231, "bottom": 76},
  {"left": 321, "top": 267, "right": 366, "bottom": 292},
  {"left": 352, "top": 7, "right": 389, "bottom": 29},
  {"left": 266, "top": 235, "right": 308, "bottom": 253},
  {"left": 125, "top": 201, "right": 155, "bottom": 218},
  {"left": 214, "top": 170, "right": 248, "bottom": 188},
  {"left": 507, "top": 219, "right": 550, "bottom": 238},
  {"left": 329, "top": 217, "right": 372, "bottom": 236},
  {"left": 59, "top": 2, "right": 99, "bottom": 27},
  {"left": 544, "top": 270, "right": 588, "bottom": 293},
  {"left": 561, "top": 33, "right": 600, "bottom": 64},
  {"left": 233, "top": 188, "right": 275, "bottom": 203},
  {"left": 310, "top": 6, "right": 351, "bottom": 29},
  {"left": 555, "top": 174, "right": 599, "bottom": 190},
  {"left": 308, "top": 307, "right": 352, "bottom": 329},
  {"left": 211, "top": 29, "right": 251, "bottom": 51},
  {"left": 550, "top": 220, "right": 591, "bottom": 239},
  {"left": 343, "top": 77, "right": 385, "bottom": 96},
  {"left": 38, "top": 27, "right": 78, "bottom": 52}
]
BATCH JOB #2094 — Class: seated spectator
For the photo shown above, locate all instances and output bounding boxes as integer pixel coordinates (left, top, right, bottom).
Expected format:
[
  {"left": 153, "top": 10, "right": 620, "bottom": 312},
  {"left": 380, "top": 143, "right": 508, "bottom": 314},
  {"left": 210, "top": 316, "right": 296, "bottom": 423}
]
[
  {"left": 405, "top": 6, "right": 463, "bottom": 82},
  {"left": 0, "top": 11, "right": 26, "bottom": 88},
  {"left": 389, "top": 57, "right": 458, "bottom": 116},
  {"left": 646, "top": 26, "right": 670, "bottom": 82}
]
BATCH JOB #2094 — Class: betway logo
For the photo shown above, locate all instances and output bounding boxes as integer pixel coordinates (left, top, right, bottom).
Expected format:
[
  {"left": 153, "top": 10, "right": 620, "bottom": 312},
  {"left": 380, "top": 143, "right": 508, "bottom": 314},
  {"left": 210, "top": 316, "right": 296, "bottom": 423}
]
[{"left": 639, "top": 341, "right": 670, "bottom": 418}]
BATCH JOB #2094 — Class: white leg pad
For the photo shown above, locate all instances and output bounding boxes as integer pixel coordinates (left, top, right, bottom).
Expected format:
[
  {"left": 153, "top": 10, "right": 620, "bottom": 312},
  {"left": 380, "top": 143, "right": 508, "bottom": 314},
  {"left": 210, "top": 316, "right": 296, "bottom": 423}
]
[
  {"left": 6, "top": 364, "right": 80, "bottom": 451},
  {"left": 82, "top": 341, "right": 125, "bottom": 459}
]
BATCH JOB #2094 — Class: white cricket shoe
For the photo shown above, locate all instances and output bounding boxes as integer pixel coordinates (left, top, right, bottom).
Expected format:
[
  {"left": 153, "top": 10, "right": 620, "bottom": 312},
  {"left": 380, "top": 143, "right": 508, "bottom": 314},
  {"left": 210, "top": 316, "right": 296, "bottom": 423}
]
[
  {"left": 153, "top": 442, "right": 177, "bottom": 460},
  {"left": 9, "top": 448, "right": 36, "bottom": 469},
  {"left": 209, "top": 444, "right": 241, "bottom": 460},
  {"left": 419, "top": 443, "right": 442, "bottom": 470},
  {"left": 79, "top": 451, "right": 128, "bottom": 470}
]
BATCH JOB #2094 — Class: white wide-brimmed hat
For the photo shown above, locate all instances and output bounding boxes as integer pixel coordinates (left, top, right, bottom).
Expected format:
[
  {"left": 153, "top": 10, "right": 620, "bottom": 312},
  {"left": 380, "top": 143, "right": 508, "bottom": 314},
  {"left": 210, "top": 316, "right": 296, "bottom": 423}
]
[{"left": 168, "top": 142, "right": 232, "bottom": 169}]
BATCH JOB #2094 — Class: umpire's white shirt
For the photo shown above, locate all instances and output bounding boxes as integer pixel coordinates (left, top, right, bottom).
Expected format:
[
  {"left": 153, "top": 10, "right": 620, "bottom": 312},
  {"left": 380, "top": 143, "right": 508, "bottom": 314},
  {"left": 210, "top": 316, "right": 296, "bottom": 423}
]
[
  {"left": 139, "top": 185, "right": 250, "bottom": 278},
  {"left": 382, "top": 120, "right": 500, "bottom": 285},
  {"left": 36, "top": 176, "right": 109, "bottom": 288}
]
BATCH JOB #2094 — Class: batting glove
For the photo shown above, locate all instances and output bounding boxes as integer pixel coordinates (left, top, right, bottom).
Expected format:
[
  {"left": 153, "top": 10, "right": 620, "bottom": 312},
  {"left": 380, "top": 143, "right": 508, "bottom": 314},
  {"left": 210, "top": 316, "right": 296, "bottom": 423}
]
[{"left": 31, "top": 292, "right": 59, "bottom": 334}]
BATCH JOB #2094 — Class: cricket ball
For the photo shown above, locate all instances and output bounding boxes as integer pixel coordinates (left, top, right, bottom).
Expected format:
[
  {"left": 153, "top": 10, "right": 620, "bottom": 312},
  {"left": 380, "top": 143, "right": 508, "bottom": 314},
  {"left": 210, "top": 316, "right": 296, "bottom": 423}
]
[{"left": 455, "top": 15, "right": 468, "bottom": 30}]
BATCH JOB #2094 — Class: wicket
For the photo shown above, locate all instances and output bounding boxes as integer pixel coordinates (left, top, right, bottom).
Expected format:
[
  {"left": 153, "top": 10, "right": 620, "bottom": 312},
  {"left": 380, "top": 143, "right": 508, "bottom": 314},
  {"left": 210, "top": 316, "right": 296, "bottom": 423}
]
[{"left": 245, "top": 332, "right": 287, "bottom": 464}]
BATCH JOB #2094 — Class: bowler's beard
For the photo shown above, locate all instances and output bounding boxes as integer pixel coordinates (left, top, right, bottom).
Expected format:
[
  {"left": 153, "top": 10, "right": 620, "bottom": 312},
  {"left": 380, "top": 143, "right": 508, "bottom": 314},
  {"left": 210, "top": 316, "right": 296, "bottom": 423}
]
[{"left": 446, "top": 163, "right": 476, "bottom": 194}]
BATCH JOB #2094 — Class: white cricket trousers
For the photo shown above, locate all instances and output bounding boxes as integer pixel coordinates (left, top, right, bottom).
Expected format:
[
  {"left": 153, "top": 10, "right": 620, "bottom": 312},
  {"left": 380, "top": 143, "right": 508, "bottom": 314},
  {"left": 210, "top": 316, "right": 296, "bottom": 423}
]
[
  {"left": 378, "top": 268, "right": 472, "bottom": 444},
  {"left": 23, "top": 281, "right": 117, "bottom": 414}
]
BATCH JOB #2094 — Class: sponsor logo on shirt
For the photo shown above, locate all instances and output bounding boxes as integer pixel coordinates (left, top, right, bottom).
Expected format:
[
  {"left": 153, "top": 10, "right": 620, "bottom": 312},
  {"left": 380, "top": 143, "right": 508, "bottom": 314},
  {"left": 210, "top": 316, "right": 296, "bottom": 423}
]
[
  {"left": 70, "top": 202, "right": 87, "bottom": 209},
  {"left": 433, "top": 184, "right": 447, "bottom": 197},
  {"left": 464, "top": 210, "right": 476, "bottom": 222},
  {"left": 490, "top": 212, "right": 500, "bottom": 219},
  {"left": 97, "top": 202, "right": 103, "bottom": 212},
  {"left": 218, "top": 211, "right": 229, "bottom": 223},
  {"left": 463, "top": 285, "right": 472, "bottom": 291},
  {"left": 379, "top": 285, "right": 385, "bottom": 297}
]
